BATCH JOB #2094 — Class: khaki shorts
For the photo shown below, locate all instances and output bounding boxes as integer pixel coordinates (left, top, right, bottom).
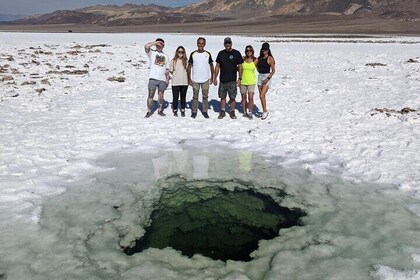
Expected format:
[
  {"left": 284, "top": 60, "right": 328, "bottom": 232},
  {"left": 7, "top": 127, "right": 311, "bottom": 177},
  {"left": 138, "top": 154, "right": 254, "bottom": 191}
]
[{"left": 240, "top": 84, "right": 255, "bottom": 95}]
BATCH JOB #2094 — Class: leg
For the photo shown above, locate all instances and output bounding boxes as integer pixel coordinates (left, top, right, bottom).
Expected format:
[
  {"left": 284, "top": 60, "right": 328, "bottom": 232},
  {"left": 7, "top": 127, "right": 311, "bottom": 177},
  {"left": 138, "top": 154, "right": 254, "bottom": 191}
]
[
  {"left": 172, "top": 86, "right": 180, "bottom": 112},
  {"left": 157, "top": 90, "right": 165, "bottom": 113},
  {"left": 201, "top": 81, "right": 210, "bottom": 113},
  {"left": 248, "top": 91, "right": 254, "bottom": 114},
  {"left": 240, "top": 85, "right": 247, "bottom": 114},
  {"left": 259, "top": 85, "right": 269, "bottom": 112},
  {"left": 180, "top": 86, "right": 188, "bottom": 112},
  {"left": 147, "top": 87, "right": 156, "bottom": 112},
  {"left": 192, "top": 82, "right": 200, "bottom": 113}
]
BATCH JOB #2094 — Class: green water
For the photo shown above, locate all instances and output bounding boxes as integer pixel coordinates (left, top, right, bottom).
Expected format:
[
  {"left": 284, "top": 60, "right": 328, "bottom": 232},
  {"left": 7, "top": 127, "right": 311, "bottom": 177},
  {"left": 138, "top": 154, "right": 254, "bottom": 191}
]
[{"left": 124, "top": 176, "right": 305, "bottom": 261}]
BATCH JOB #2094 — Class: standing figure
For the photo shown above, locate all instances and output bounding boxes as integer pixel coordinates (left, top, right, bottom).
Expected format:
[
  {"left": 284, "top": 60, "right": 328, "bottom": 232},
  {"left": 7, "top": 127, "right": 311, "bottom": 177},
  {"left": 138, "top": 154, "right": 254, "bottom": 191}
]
[
  {"left": 256, "top": 42, "right": 276, "bottom": 120},
  {"left": 188, "top": 37, "right": 214, "bottom": 119},
  {"left": 169, "top": 46, "right": 189, "bottom": 117},
  {"left": 144, "top": 38, "right": 170, "bottom": 118},
  {"left": 213, "top": 37, "right": 243, "bottom": 119},
  {"left": 240, "top": 45, "right": 257, "bottom": 119}
]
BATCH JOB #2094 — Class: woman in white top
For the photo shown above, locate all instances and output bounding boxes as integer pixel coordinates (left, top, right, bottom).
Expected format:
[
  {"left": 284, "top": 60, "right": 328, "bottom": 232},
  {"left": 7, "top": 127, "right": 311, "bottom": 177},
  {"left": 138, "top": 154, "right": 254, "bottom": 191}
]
[{"left": 169, "top": 46, "right": 189, "bottom": 117}]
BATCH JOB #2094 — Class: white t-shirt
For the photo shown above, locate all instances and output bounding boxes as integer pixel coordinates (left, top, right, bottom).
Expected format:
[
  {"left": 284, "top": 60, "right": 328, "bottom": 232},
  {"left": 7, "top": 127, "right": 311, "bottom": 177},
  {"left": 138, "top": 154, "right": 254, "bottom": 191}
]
[
  {"left": 188, "top": 50, "right": 213, "bottom": 83},
  {"left": 146, "top": 49, "right": 169, "bottom": 82}
]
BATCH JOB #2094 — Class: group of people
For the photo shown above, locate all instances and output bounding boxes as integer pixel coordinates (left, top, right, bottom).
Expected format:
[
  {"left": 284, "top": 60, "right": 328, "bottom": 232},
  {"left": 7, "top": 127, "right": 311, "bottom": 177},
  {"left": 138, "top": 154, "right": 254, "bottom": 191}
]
[{"left": 144, "top": 36, "right": 275, "bottom": 120}]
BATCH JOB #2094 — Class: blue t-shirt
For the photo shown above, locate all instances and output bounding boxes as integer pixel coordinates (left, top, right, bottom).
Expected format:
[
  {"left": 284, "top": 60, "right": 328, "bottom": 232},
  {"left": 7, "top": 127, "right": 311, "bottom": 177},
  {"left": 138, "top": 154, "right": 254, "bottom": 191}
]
[{"left": 216, "top": 49, "right": 243, "bottom": 83}]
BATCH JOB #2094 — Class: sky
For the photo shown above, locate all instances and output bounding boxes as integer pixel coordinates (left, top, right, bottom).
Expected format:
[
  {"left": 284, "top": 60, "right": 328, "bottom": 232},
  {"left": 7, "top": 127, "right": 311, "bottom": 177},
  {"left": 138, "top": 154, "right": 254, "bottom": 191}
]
[{"left": 0, "top": 0, "right": 199, "bottom": 15}]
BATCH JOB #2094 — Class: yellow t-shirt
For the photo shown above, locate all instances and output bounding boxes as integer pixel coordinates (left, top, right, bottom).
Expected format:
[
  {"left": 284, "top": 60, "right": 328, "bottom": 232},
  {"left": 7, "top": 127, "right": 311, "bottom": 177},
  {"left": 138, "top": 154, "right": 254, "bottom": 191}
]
[{"left": 241, "top": 60, "right": 256, "bottom": 86}]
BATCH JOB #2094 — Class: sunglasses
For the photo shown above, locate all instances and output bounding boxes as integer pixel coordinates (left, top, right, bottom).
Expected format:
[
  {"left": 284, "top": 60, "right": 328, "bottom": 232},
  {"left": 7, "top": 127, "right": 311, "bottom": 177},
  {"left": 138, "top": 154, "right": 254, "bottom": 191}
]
[
  {"left": 224, "top": 42, "right": 232, "bottom": 45},
  {"left": 246, "top": 49, "right": 253, "bottom": 52},
  {"left": 177, "top": 51, "right": 184, "bottom": 54}
]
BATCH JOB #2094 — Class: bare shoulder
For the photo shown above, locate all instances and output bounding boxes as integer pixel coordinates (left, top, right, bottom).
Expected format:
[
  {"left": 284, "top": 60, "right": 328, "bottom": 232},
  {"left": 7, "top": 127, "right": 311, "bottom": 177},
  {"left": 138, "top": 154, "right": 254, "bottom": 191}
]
[{"left": 269, "top": 56, "right": 276, "bottom": 64}]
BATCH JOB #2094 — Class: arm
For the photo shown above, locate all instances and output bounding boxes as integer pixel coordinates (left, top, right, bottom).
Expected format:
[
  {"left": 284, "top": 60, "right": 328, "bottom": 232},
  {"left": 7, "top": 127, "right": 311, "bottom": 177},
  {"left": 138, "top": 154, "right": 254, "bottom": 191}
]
[
  {"left": 209, "top": 62, "right": 215, "bottom": 85},
  {"left": 237, "top": 63, "right": 242, "bottom": 86},
  {"left": 187, "top": 63, "right": 192, "bottom": 86},
  {"left": 268, "top": 56, "right": 276, "bottom": 78},
  {"left": 144, "top": 41, "right": 156, "bottom": 53},
  {"left": 213, "top": 63, "right": 220, "bottom": 86}
]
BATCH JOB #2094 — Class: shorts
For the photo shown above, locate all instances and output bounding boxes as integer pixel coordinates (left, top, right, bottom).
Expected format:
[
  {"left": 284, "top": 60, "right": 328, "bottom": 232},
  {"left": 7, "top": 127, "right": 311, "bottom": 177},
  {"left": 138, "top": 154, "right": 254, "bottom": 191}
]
[
  {"left": 148, "top": 78, "right": 168, "bottom": 92},
  {"left": 257, "top": 73, "right": 271, "bottom": 87},
  {"left": 240, "top": 84, "right": 255, "bottom": 95},
  {"left": 218, "top": 81, "right": 237, "bottom": 99}
]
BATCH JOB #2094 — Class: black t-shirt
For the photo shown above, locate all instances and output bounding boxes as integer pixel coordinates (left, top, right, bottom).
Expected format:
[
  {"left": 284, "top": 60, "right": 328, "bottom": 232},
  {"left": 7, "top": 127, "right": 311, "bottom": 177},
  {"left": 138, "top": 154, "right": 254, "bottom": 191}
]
[{"left": 216, "top": 49, "right": 243, "bottom": 83}]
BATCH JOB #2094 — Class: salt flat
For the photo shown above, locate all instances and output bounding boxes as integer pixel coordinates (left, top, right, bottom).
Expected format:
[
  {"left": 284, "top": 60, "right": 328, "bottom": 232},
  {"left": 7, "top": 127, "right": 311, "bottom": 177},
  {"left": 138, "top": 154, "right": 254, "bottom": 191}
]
[{"left": 0, "top": 32, "right": 419, "bottom": 280}]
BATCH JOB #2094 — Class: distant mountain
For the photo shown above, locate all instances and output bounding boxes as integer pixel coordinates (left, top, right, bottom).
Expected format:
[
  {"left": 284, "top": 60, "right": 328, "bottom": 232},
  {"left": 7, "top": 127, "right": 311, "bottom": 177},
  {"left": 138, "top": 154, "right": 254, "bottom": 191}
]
[
  {"left": 6, "top": 0, "right": 420, "bottom": 26},
  {"left": 0, "top": 14, "right": 26, "bottom": 22}
]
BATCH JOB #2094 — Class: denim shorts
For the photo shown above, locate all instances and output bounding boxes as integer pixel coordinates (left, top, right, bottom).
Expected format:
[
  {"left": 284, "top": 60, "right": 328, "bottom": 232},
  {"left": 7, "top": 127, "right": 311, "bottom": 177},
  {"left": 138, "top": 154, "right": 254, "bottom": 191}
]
[
  {"left": 257, "top": 74, "right": 271, "bottom": 87},
  {"left": 148, "top": 78, "right": 168, "bottom": 91}
]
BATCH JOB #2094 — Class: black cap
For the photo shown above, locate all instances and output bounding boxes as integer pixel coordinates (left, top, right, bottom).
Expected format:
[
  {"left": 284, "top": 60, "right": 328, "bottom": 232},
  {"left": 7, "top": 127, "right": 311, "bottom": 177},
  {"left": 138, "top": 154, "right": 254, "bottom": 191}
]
[
  {"left": 262, "top": 42, "right": 270, "bottom": 50},
  {"left": 224, "top": 37, "right": 232, "bottom": 44}
]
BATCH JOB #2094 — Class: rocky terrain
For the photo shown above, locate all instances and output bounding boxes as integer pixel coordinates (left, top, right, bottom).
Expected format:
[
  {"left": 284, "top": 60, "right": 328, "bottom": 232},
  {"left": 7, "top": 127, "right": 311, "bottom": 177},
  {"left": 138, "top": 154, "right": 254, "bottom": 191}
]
[{"left": 1, "top": 0, "right": 419, "bottom": 34}]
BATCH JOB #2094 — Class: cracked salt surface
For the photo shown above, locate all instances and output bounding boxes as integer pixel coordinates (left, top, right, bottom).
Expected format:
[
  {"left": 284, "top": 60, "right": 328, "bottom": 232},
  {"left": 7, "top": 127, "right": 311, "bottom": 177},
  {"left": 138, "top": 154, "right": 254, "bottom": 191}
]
[
  {"left": 31, "top": 148, "right": 420, "bottom": 279},
  {"left": 0, "top": 33, "right": 419, "bottom": 279}
]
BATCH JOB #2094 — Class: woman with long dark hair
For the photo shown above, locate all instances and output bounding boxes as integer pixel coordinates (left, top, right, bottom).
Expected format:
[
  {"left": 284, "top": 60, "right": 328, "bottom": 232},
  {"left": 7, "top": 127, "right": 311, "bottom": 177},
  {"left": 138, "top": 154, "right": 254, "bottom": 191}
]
[
  {"left": 240, "top": 45, "right": 257, "bottom": 119},
  {"left": 169, "top": 46, "right": 189, "bottom": 117},
  {"left": 256, "top": 42, "right": 275, "bottom": 120}
]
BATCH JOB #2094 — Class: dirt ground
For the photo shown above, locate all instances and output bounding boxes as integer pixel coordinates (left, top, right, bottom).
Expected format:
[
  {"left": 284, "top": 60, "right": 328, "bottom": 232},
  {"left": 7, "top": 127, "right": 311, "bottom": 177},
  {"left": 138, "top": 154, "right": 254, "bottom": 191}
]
[{"left": 0, "top": 16, "right": 419, "bottom": 35}]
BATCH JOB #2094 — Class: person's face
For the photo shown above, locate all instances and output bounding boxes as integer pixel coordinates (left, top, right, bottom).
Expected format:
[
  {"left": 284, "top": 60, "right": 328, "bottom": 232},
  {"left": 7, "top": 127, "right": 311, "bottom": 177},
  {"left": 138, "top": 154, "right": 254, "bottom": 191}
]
[
  {"left": 262, "top": 49, "right": 269, "bottom": 56},
  {"left": 177, "top": 48, "right": 185, "bottom": 58},
  {"left": 197, "top": 39, "right": 205, "bottom": 51},
  {"left": 245, "top": 48, "right": 254, "bottom": 57},
  {"left": 156, "top": 41, "right": 164, "bottom": 51},
  {"left": 224, "top": 41, "right": 232, "bottom": 51}
]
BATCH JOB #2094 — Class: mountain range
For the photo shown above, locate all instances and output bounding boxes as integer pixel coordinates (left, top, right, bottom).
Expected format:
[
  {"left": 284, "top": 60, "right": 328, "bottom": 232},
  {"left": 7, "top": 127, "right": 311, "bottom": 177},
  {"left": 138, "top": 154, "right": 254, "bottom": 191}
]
[{"left": 1, "top": 0, "right": 419, "bottom": 34}]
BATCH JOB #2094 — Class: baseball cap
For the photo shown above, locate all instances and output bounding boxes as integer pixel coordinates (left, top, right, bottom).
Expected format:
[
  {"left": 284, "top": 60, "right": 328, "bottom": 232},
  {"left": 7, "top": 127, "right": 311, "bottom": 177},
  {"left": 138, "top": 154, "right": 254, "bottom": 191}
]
[
  {"left": 262, "top": 42, "right": 270, "bottom": 50},
  {"left": 224, "top": 37, "right": 232, "bottom": 44}
]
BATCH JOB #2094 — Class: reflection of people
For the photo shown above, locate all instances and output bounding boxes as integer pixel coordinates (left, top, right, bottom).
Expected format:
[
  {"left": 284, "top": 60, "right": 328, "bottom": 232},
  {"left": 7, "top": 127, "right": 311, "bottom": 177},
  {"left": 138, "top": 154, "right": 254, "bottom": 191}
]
[
  {"left": 213, "top": 37, "right": 243, "bottom": 119},
  {"left": 256, "top": 42, "right": 276, "bottom": 120},
  {"left": 188, "top": 37, "right": 214, "bottom": 119},
  {"left": 144, "top": 38, "right": 170, "bottom": 118},
  {"left": 169, "top": 46, "right": 189, "bottom": 117},
  {"left": 240, "top": 45, "right": 257, "bottom": 119}
]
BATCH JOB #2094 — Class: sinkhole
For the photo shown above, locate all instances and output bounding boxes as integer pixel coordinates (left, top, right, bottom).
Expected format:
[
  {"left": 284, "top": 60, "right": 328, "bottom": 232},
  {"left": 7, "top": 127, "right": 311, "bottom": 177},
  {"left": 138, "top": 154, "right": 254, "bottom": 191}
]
[{"left": 123, "top": 176, "right": 305, "bottom": 262}]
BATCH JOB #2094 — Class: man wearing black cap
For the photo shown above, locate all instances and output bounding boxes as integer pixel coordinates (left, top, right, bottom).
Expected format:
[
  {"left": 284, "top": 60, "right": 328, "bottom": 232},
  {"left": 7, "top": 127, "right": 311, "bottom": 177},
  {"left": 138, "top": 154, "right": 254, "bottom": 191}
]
[
  {"left": 144, "top": 38, "right": 170, "bottom": 118},
  {"left": 213, "top": 37, "right": 243, "bottom": 119}
]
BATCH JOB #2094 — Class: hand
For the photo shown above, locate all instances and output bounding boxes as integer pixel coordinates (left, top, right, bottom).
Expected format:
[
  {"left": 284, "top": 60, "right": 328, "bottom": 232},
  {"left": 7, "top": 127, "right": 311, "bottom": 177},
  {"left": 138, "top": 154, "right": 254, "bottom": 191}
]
[
  {"left": 237, "top": 79, "right": 241, "bottom": 87},
  {"left": 213, "top": 78, "right": 218, "bottom": 86},
  {"left": 155, "top": 41, "right": 164, "bottom": 48}
]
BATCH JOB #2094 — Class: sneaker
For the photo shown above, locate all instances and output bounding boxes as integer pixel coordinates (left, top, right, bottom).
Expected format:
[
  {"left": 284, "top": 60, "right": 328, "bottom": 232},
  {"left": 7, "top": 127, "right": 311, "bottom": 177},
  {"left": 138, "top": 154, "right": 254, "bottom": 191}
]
[
  {"left": 247, "top": 113, "right": 253, "bottom": 119},
  {"left": 145, "top": 112, "right": 152, "bottom": 118},
  {"left": 191, "top": 112, "right": 197, "bottom": 119},
  {"left": 158, "top": 111, "right": 166, "bottom": 117},
  {"left": 242, "top": 112, "right": 247, "bottom": 118},
  {"left": 173, "top": 111, "right": 178, "bottom": 117},
  {"left": 218, "top": 110, "right": 226, "bottom": 119},
  {"left": 202, "top": 112, "right": 209, "bottom": 119},
  {"left": 261, "top": 111, "right": 269, "bottom": 120},
  {"left": 230, "top": 111, "right": 237, "bottom": 119},
  {"left": 255, "top": 111, "right": 263, "bottom": 118},
  {"left": 181, "top": 111, "right": 185, "bottom": 117}
]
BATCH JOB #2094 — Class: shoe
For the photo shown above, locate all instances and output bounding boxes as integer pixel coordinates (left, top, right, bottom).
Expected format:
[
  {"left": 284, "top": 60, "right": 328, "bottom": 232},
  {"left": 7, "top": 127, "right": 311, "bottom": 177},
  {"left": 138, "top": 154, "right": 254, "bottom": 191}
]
[
  {"left": 255, "top": 111, "right": 263, "bottom": 118},
  {"left": 181, "top": 111, "right": 185, "bottom": 117},
  {"left": 247, "top": 113, "right": 253, "bottom": 119},
  {"left": 243, "top": 112, "right": 247, "bottom": 118},
  {"left": 158, "top": 111, "right": 166, "bottom": 117},
  {"left": 202, "top": 112, "right": 209, "bottom": 119},
  {"left": 173, "top": 111, "right": 178, "bottom": 117},
  {"left": 261, "top": 111, "right": 269, "bottom": 120},
  {"left": 191, "top": 112, "right": 197, "bottom": 119},
  {"left": 218, "top": 110, "right": 226, "bottom": 119},
  {"left": 145, "top": 112, "right": 152, "bottom": 118},
  {"left": 230, "top": 111, "right": 237, "bottom": 119}
]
